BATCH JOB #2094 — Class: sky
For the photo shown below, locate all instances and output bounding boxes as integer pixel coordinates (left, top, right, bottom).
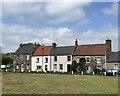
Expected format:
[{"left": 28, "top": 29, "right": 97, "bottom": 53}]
[{"left": 1, "top": 1, "right": 119, "bottom": 53}]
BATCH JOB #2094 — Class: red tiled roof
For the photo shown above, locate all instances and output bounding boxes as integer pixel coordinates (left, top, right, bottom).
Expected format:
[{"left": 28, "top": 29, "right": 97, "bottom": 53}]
[
  {"left": 73, "top": 44, "right": 107, "bottom": 56},
  {"left": 32, "top": 46, "right": 53, "bottom": 56}
]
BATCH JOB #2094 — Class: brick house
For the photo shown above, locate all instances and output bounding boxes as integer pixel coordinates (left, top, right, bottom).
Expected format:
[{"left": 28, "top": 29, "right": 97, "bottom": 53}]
[
  {"left": 106, "top": 52, "right": 120, "bottom": 70},
  {"left": 13, "top": 43, "right": 40, "bottom": 72},
  {"left": 73, "top": 39, "right": 111, "bottom": 73}
]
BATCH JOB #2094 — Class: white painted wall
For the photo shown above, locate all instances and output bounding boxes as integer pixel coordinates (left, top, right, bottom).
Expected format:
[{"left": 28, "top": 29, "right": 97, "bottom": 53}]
[
  {"left": 31, "top": 56, "right": 51, "bottom": 72},
  {"left": 51, "top": 55, "right": 72, "bottom": 72}
]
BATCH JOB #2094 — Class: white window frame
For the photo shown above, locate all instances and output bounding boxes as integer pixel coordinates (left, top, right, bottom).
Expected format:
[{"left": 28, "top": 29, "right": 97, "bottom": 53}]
[
  {"left": 54, "top": 64, "right": 57, "bottom": 70},
  {"left": 26, "top": 55, "right": 30, "bottom": 60},
  {"left": 85, "top": 56, "right": 91, "bottom": 63},
  {"left": 36, "top": 58, "right": 39, "bottom": 63},
  {"left": 45, "top": 57, "right": 48, "bottom": 63},
  {"left": 59, "top": 64, "right": 63, "bottom": 70},
  {"left": 16, "top": 64, "right": 19, "bottom": 69},
  {"left": 76, "top": 58, "right": 80, "bottom": 63},
  {"left": 96, "top": 57, "right": 101, "bottom": 64},
  {"left": 37, "top": 66, "right": 42, "bottom": 70},
  {"left": 67, "top": 56, "right": 71, "bottom": 61},
  {"left": 54, "top": 56, "right": 57, "bottom": 61}
]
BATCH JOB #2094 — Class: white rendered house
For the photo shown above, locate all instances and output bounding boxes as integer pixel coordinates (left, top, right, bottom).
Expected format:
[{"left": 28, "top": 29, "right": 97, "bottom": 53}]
[
  {"left": 50, "top": 46, "right": 75, "bottom": 72},
  {"left": 31, "top": 46, "right": 53, "bottom": 72}
]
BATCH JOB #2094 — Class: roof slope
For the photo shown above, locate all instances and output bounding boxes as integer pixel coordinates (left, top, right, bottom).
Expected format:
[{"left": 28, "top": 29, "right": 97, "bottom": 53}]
[
  {"left": 14, "top": 43, "right": 35, "bottom": 55},
  {"left": 73, "top": 44, "right": 107, "bottom": 56},
  {"left": 50, "top": 46, "right": 75, "bottom": 55},
  {"left": 107, "top": 52, "right": 120, "bottom": 63},
  {"left": 32, "top": 46, "right": 53, "bottom": 56}
]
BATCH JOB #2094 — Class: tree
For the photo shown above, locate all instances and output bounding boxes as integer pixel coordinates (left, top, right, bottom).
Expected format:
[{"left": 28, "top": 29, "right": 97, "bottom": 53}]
[
  {"left": 70, "top": 61, "right": 78, "bottom": 72},
  {"left": 79, "top": 58, "right": 86, "bottom": 72},
  {"left": 2, "top": 53, "right": 14, "bottom": 65}
]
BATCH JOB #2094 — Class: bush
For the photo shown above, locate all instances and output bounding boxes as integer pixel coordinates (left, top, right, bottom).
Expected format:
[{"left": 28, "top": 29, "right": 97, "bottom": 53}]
[{"left": 93, "top": 68, "right": 105, "bottom": 74}]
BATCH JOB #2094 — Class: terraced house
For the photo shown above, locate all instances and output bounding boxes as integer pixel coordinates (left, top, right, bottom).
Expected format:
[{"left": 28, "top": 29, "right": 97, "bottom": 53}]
[
  {"left": 31, "top": 45, "right": 53, "bottom": 72},
  {"left": 73, "top": 39, "right": 112, "bottom": 73},
  {"left": 13, "top": 38, "right": 116, "bottom": 73},
  {"left": 13, "top": 43, "right": 40, "bottom": 72}
]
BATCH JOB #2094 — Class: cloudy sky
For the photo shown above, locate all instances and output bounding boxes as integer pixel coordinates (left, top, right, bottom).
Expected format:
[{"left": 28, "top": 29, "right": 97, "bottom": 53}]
[{"left": 1, "top": 1, "right": 118, "bottom": 53}]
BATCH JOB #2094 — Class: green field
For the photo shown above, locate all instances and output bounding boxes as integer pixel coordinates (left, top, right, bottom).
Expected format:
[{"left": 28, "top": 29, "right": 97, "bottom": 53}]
[{"left": 2, "top": 72, "right": 119, "bottom": 94}]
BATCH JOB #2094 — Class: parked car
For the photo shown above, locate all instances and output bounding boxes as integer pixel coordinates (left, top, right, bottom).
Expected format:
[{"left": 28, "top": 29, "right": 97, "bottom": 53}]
[
  {"left": 105, "top": 69, "right": 119, "bottom": 76},
  {"left": 0, "top": 64, "right": 13, "bottom": 72}
]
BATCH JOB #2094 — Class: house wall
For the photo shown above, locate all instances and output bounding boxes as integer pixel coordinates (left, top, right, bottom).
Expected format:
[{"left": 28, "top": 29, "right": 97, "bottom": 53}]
[
  {"left": 13, "top": 54, "right": 32, "bottom": 72},
  {"left": 31, "top": 56, "right": 51, "bottom": 72},
  {"left": 106, "top": 63, "right": 120, "bottom": 70},
  {"left": 51, "top": 55, "right": 72, "bottom": 72},
  {"left": 73, "top": 55, "right": 106, "bottom": 72}
]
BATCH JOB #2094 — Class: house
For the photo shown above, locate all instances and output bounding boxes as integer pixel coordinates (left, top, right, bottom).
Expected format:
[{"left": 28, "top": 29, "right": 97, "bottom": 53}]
[
  {"left": 13, "top": 42, "right": 40, "bottom": 72},
  {"left": 73, "top": 39, "right": 111, "bottom": 73},
  {"left": 106, "top": 52, "right": 120, "bottom": 70},
  {"left": 31, "top": 46, "right": 53, "bottom": 72},
  {"left": 50, "top": 44, "right": 75, "bottom": 72}
]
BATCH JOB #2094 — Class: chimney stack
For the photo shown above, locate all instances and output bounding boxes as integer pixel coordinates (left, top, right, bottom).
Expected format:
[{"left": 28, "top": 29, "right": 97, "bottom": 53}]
[
  {"left": 52, "top": 43, "right": 57, "bottom": 47},
  {"left": 75, "top": 39, "right": 78, "bottom": 46},
  {"left": 106, "top": 38, "right": 111, "bottom": 53}
]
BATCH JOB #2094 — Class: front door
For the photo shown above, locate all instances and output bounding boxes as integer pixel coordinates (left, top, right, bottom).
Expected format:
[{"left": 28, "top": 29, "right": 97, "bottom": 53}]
[
  {"left": 67, "top": 64, "right": 71, "bottom": 72},
  {"left": 45, "top": 65, "right": 48, "bottom": 71}
]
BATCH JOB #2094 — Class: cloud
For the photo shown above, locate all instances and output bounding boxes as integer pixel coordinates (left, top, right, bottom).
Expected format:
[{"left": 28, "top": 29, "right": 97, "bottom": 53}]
[
  {"left": 101, "top": 2, "right": 118, "bottom": 16},
  {"left": 45, "top": 2, "right": 91, "bottom": 23},
  {"left": 2, "top": 22, "right": 118, "bottom": 53},
  {"left": 2, "top": 24, "right": 76, "bottom": 53},
  {"left": 2, "top": 2, "right": 91, "bottom": 25}
]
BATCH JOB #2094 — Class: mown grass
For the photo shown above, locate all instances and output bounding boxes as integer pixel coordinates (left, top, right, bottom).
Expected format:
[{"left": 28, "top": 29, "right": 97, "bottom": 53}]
[{"left": 2, "top": 72, "right": 119, "bottom": 94}]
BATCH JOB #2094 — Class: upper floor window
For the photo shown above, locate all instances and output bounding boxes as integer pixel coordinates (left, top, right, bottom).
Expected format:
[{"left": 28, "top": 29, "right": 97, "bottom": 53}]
[
  {"left": 67, "top": 56, "right": 71, "bottom": 61},
  {"left": 86, "top": 56, "right": 90, "bottom": 63},
  {"left": 36, "top": 58, "right": 39, "bottom": 63},
  {"left": 26, "top": 55, "right": 30, "bottom": 60},
  {"left": 54, "top": 56, "right": 57, "bottom": 61},
  {"left": 96, "top": 57, "right": 101, "bottom": 64},
  {"left": 45, "top": 57, "right": 48, "bottom": 63}
]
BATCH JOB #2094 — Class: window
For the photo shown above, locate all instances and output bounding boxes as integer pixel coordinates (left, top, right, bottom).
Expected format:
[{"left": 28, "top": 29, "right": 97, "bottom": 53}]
[
  {"left": 16, "top": 64, "right": 19, "bottom": 69},
  {"left": 59, "top": 64, "right": 63, "bottom": 70},
  {"left": 45, "top": 57, "right": 48, "bottom": 63},
  {"left": 37, "top": 66, "right": 42, "bottom": 70},
  {"left": 114, "top": 64, "right": 118, "bottom": 69},
  {"left": 54, "top": 56, "right": 57, "bottom": 61},
  {"left": 86, "top": 57, "right": 90, "bottom": 63},
  {"left": 36, "top": 58, "right": 39, "bottom": 63},
  {"left": 26, "top": 55, "right": 30, "bottom": 60},
  {"left": 67, "top": 56, "right": 71, "bottom": 61},
  {"left": 54, "top": 64, "right": 57, "bottom": 70},
  {"left": 76, "top": 58, "right": 80, "bottom": 63},
  {"left": 26, "top": 64, "right": 29, "bottom": 69},
  {"left": 96, "top": 57, "right": 101, "bottom": 64}
]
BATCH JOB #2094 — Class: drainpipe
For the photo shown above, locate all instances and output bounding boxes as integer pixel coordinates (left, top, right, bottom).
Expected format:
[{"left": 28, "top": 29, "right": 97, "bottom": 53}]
[{"left": 42, "top": 48, "right": 44, "bottom": 72}]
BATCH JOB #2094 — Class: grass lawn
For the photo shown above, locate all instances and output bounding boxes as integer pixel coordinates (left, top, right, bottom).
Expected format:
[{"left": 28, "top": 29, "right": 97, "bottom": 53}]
[{"left": 2, "top": 72, "right": 119, "bottom": 94}]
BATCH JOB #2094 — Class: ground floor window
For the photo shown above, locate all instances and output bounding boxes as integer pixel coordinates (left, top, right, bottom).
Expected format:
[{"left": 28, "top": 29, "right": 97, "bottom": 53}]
[
  {"left": 59, "top": 64, "right": 63, "bottom": 70},
  {"left": 26, "top": 64, "right": 29, "bottom": 69},
  {"left": 37, "top": 66, "right": 42, "bottom": 70},
  {"left": 114, "top": 64, "right": 119, "bottom": 69},
  {"left": 16, "top": 64, "right": 19, "bottom": 69},
  {"left": 54, "top": 64, "right": 57, "bottom": 70}
]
